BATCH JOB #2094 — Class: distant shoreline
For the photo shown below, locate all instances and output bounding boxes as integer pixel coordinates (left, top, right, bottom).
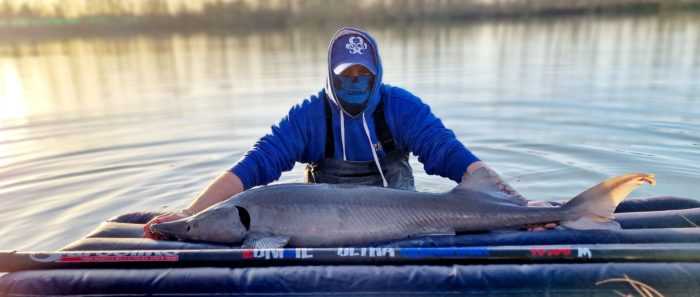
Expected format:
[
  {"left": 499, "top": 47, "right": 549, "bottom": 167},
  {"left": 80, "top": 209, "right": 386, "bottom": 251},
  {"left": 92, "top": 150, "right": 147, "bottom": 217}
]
[{"left": 1, "top": 0, "right": 698, "bottom": 41}]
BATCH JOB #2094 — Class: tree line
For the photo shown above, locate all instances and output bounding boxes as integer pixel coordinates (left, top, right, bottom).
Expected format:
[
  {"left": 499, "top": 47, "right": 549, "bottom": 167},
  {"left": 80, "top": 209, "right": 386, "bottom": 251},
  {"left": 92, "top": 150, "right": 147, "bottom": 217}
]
[{"left": 1, "top": 0, "right": 698, "bottom": 36}]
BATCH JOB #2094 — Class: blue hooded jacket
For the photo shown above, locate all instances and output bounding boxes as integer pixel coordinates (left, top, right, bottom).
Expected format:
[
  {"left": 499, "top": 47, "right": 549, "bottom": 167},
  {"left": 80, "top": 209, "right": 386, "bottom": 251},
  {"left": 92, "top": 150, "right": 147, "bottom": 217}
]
[{"left": 230, "top": 28, "right": 480, "bottom": 190}]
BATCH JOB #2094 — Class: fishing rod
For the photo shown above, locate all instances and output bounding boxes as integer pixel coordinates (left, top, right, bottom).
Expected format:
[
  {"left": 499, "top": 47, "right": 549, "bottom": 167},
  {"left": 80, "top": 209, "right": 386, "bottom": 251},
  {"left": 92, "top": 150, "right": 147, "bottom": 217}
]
[{"left": 2, "top": 245, "right": 700, "bottom": 272}]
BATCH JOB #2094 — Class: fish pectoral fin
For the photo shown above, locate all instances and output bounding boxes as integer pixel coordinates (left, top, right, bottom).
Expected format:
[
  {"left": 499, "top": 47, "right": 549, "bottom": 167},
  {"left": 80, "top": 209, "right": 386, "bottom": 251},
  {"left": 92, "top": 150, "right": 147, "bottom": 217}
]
[
  {"left": 241, "top": 234, "right": 290, "bottom": 248},
  {"left": 408, "top": 227, "right": 456, "bottom": 238}
]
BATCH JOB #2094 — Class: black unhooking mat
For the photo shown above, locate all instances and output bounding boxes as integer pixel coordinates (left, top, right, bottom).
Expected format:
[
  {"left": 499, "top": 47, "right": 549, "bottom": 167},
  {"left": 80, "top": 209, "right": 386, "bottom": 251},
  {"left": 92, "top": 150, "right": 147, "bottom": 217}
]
[{"left": 2, "top": 196, "right": 700, "bottom": 296}]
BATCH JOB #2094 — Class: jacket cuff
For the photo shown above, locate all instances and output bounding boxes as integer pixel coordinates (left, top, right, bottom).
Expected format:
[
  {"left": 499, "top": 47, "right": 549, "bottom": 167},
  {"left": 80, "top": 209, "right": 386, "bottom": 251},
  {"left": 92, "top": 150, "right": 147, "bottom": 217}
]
[
  {"left": 229, "top": 162, "right": 254, "bottom": 191},
  {"left": 450, "top": 152, "right": 480, "bottom": 183}
]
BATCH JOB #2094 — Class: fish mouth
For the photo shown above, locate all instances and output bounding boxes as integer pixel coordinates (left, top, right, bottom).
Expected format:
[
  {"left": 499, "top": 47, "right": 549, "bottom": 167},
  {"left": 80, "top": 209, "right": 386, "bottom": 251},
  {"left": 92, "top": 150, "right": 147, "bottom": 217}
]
[{"left": 150, "top": 220, "right": 189, "bottom": 240}]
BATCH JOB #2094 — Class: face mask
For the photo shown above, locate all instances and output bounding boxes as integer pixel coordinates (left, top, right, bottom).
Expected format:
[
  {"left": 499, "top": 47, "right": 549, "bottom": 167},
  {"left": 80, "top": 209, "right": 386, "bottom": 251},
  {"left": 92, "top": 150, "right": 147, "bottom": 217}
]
[{"left": 334, "top": 75, "right": 373, "bottom": 104}]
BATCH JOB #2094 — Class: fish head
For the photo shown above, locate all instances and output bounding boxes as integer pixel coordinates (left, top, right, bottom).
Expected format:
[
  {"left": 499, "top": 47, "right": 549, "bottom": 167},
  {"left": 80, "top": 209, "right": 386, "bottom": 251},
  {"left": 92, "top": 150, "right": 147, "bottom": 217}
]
[{"left": 150, "top": 205, "right": 249, "bottom": 244}]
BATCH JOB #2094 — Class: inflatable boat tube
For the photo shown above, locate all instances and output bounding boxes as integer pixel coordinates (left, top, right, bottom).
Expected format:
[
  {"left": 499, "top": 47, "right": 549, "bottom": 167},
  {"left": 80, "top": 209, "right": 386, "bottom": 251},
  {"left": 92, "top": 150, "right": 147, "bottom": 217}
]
[{"left": 2, "top": 196, "right": 700, "bottom": 296}]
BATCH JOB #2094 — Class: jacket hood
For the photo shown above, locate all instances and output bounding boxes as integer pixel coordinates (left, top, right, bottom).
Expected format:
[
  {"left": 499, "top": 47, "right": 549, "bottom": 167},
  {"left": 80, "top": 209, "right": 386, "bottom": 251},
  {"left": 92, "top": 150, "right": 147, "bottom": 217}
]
[{"left": 325, "top": 27, "right": 383, "bottom": 117}]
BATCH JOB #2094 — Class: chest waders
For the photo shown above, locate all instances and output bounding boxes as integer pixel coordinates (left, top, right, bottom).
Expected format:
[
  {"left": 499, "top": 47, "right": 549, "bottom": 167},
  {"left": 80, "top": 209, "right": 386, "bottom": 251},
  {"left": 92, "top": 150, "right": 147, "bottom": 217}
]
[{"left": 304, "top": 97, "right": 415, "bottom": 191}]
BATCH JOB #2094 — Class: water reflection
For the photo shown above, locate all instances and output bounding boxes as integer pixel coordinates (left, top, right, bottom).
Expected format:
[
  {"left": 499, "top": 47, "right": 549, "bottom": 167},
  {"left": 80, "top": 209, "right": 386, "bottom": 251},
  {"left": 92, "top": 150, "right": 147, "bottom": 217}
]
[
  {"left": 1, "top": 33, "right": 325, "bottom": 122},
  {"left": 0, "top": 14, "right": 699, "bottom": 250},
  {"left": 1, "top": 16, "right": 698, "bottom": 121},
  {"left": 0, "top": 61, "right": 27, "bottom": 119}
]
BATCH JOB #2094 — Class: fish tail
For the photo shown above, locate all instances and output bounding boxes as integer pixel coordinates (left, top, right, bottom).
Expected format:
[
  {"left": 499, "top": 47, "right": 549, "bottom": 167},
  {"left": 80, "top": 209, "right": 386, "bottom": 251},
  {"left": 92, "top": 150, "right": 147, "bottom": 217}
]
[{"left": 560, "top": 173, "right": 655, "bottom": 230}]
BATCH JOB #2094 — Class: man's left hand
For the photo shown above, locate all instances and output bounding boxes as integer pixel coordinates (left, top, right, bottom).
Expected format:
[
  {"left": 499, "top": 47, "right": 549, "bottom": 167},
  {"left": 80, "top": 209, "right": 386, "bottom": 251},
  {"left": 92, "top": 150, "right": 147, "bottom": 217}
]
[
  {"left": 526, "top": 200, "right": 559, "bottom": 231},
  {"left": 526, "top": 222, "right": 558, "bottom": 231}
]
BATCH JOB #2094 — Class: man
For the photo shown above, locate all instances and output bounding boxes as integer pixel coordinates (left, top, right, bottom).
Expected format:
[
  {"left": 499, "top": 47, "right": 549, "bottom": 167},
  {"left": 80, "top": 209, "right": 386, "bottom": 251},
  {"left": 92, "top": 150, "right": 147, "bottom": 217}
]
[{"left": 144, "top": 27, "right": 554, "bottom": 239}]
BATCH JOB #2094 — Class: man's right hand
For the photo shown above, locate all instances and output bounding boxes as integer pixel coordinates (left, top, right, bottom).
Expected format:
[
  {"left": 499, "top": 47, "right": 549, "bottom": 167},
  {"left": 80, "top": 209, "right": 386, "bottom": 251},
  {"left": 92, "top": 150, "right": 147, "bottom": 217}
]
[
  {"left": 142, "top": 210, "right": 191, "bottom": 240},
  {"left": 143, "top": 172, "right": 245, "bottom": 240}
]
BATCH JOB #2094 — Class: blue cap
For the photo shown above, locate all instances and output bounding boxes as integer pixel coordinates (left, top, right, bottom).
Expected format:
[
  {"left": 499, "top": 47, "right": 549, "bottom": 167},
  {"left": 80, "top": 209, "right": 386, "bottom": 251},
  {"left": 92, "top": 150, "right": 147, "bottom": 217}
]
[{"left": 330, "top": 33, "right": 378, "bottom": 75}]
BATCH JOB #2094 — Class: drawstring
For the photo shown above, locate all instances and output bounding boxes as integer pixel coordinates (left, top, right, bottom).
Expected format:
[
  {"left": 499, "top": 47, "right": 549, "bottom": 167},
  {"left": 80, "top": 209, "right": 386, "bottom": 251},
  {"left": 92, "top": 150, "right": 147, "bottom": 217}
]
[
  {"left": 362, "top": 112, "right": 388, "bottom": 187},
  {"left": 339, "top": 109, "right": 347, "bottom": 161},
  {"left": 337, "top": 108, "right": 388, "bottom": 188}
]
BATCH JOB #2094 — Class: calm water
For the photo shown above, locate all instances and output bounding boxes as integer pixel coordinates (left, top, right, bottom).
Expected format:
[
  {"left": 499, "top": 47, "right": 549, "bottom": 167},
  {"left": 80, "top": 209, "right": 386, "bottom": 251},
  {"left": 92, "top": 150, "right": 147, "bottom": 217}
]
[{"left": 1, "top": 15, "right": 699, "bottom": 251}]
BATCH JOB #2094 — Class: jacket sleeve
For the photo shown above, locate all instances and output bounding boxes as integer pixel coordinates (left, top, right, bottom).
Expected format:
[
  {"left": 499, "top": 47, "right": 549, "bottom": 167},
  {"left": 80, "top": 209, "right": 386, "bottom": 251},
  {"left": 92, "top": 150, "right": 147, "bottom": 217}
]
[
  {"left": 229, "top": 100, "right": 313, "bottom": 190},
  {"left": 388, "top": 88, "right": 480, "bottom": 183}
]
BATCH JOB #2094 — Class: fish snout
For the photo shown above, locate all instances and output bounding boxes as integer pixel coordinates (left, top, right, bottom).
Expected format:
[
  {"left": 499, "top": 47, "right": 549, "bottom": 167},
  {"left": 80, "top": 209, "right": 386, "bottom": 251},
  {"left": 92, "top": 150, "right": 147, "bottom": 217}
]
[{"left": 150, "top": 220, "right": 190, "bottom": 240}]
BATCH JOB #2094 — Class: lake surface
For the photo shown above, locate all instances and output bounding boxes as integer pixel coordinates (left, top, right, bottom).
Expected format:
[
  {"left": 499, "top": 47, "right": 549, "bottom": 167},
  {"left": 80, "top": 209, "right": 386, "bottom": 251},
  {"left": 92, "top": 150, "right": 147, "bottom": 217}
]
[{"left": 1, "top": 14, "right": 699, "bottom": 251}]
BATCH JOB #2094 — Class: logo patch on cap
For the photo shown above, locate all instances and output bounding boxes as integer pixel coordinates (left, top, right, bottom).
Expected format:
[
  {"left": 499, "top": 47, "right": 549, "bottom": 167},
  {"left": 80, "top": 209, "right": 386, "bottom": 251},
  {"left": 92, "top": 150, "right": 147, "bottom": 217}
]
[{"left": 346, "top": 36, "right": 368, "bottom": 55}]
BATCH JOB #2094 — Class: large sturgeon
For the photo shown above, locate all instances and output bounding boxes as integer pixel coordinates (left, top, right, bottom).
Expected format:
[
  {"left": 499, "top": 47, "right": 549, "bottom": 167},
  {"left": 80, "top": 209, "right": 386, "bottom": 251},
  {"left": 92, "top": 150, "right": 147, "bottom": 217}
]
[{"left": 151, "top": 170, "right": 655, "bottom": 248}]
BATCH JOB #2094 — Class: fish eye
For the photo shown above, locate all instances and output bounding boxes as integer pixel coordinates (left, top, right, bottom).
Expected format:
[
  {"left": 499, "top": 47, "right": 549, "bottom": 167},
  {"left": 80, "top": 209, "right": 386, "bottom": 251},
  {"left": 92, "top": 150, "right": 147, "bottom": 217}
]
[{"left": 186, "top": 225, "right": 191, "bottom": 232}]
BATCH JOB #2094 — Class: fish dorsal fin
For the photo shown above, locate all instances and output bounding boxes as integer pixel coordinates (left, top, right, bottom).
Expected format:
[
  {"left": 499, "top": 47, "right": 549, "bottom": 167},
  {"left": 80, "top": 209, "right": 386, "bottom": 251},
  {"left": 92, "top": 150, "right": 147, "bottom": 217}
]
[
  {"left": 454, "top": 167, "right": 528, "bottom": 206},
  {"left": 242, "top": 234, "right": 290, "bottom": 248}
]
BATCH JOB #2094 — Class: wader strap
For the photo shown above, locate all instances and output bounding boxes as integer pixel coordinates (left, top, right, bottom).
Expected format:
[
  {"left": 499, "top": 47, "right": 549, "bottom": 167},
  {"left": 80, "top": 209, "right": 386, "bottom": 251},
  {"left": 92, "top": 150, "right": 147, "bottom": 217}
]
[
  {"left": 324, "top": 97, "right": 334, "bottom": 158},
  {"left": 323, "top": 97, "right": 396, "bottom": 158},
  {"left": 372, "top": 99, "right": 396, "bottom": 153}
]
